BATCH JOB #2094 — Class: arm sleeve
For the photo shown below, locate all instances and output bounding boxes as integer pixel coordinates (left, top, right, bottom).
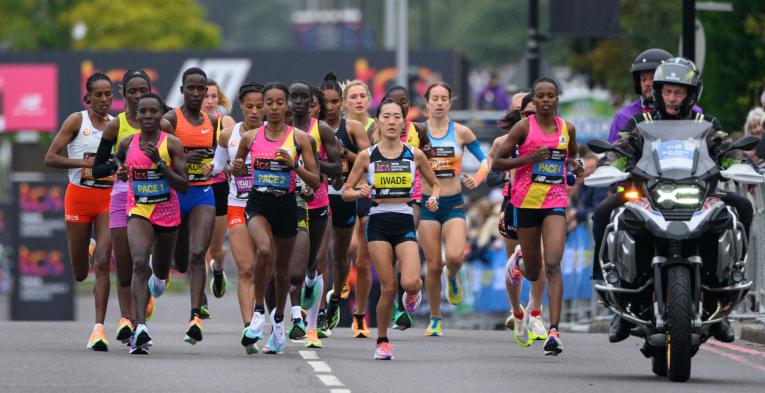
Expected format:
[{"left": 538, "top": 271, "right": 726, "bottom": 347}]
[
  {"left": 91, "top": 138, "right": 117, "bottom": 179},
  {"left": 486, "top": 170, "right": 508, "bottom": 187},
  {"left": 210, "top": 145, "right": 229, "bottom": 176},
  {"left": 466, "top": 139, "right": 487, "bottom": 162}
]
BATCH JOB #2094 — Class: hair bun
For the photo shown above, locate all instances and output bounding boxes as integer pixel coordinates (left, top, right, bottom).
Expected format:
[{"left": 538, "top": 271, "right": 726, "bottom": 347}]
[{"left": 323, "top": 72, "right": 337, "bottom": 82}]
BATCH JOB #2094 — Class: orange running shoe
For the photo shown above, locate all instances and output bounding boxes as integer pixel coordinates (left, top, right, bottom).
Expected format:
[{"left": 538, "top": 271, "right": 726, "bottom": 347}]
[
  {"left": 304, "top": 329, "right": 323, "bottom": 348},
  {"left": 352, "top": 314, "right": 371, "bottom": 338},
  {"left": 87, "top": 324, "right": 109, "bottom": 352},
  {"left": 115, "top": 317, "right": 134, "bottom": 344},
  {"left": 184, "top": 316, "right": 204, "bottom": 345}
]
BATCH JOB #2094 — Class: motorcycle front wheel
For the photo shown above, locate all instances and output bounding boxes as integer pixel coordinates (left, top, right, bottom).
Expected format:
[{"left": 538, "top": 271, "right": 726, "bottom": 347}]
[{"left": 666, "top": 265, "right": 693, "bottom": 382}]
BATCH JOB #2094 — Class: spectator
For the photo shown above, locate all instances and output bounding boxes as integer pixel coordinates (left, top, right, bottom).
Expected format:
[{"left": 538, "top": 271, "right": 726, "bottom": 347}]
[
  {"left": 476, "top": 72, "right": 509, "bottom": 111},
  {"left": 744, "top": 107, "right": 765, "bottom": 137}
]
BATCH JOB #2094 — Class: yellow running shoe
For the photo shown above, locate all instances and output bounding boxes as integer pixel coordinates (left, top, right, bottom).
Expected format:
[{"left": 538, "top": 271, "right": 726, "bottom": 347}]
[
  {"left": 340, "top": 276, "right": 351, "bottom": 299},
  {"left": 424, "top": 317, "right": 443, "bottom": 337},
  {"left": 352, "top": 314, "right": 371, "bottom": 338},
  {"left": 305, "top": 329, "right": 323, "bottom": 348},
  {"left": 87, "top": 324, "right": 109, "bottom": 352},
  {"left": 146, "top": 296, "right": 155, "bottom": 321},
  {"left": 184, "top": 316, "right": 204, "bottom": 345},
  {"left": 115, "top": 317, "right": 134, "bottom": 344},
  {"left": 445, "top": 266, "right": 463, "bottom": 305}
]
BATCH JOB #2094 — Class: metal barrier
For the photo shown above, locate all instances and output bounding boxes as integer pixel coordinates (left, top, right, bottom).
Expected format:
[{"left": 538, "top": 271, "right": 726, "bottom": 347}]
[{"left": 741, "top": 183, "right": 765, "bottom": 313}]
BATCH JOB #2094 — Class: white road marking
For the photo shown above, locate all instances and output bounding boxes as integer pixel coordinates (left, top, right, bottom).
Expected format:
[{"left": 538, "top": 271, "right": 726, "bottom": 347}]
[
  {"left": 316, "top": 374, "right": 344, "bottom": 387},
  {"left": 308, "top": 360, "right": 332, "bottom": 373},
  {"left": 299, "top": 350, "right": 319, "bottom": 360},
  {"left": 300, "top": 350, "right": 350, "bottom": 392}
]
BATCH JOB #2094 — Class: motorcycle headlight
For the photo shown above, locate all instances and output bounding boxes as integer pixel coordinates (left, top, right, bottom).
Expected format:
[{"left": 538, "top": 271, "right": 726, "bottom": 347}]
[{"left": 651, "top": 183, "right": 703, "bottom": 209}]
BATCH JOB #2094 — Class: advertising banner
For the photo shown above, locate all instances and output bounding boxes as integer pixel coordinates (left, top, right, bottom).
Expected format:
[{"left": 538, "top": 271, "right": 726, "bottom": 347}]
[
  {"left": 10, "top": 177, "right": 74, "bottom": 320},
  {"left": 0, "top": 64, "right": 58, "bottom": 132},
  {"left": 1, "top": 50, "right": 465, "bottom": 131}
]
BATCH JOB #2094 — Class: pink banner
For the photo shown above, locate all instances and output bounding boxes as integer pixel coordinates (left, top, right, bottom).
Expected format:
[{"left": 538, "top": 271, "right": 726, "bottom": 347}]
[{"left": 0, "top": 65, "right": 58, "bottom": 132}]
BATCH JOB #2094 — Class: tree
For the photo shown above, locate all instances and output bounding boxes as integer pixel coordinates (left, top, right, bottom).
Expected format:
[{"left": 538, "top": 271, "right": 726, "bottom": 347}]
[
  {"left": 567, "top": 0, "right": 680, "bottom": 104},
  {"left": 697, "top": 2, "right": 765, "bottom": 130},
  {"left": 0, "top": 0, "right": 220, "bottom": 50}
]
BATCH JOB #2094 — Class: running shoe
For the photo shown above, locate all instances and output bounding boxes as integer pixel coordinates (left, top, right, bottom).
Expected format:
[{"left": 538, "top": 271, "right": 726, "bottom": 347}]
[
  {"left": 402, "top": 291, "right": 422, "bottom": 314},
  {"left": 289, "top": 318, "right": 307, "bottom": 340},
  {"left": 513, "top": 306, "right": 531, "bottom": 347},
  {"left": 184, "top": 316, "right": 204, "bottom": 345},
  {"left": 392, "top": 309, "right": 413, "bottom": 330},
  {"left": 300, "top": 279, "right": 320, "bottom": 310},
  {"left": 424, "top": 317, "right": 443, "bottom": 337},
  {"left": 241, "top": 312, "right": 265, "bottom": 353},
  {"left": 374, "top": 342, "right": 394, "bottom": 360},
  {"left": 352, "top": 314, "right": 371, "bottom": 338},
  {"left": 340, "top": 276, "right": 351, "bottom": 299},
  {"left": 86, "top": 324, "right": 109, "bottom": 352},
  {"left": 528, "top": 312, "right": 548, "bottom": 341},
  {"left": 305, "top": 329, "right": 323, "bottom": 348},
  {"left": 129, "top": 325, "right": 151, "bottom": 355},
  {"left": 506, "top": 245, "right": 523, "bottom": 287},
  {"left": 544, "top": 328, "right": 562, "bottom": 356},
  {"left": 325, "top": 290, "right": 341, "bottom": 330},
  {"left": 199, "top": 294, "right": 211, "bottom": 320},
  {"left": 146, "top": 296, "right": 155, "bottom": 321},
  {"left": 209, "top": 262, "right": 227, "bottom": 298},
  {"left": 263, "top": 313, "right": 286, "bottom": 354},
  {"left": 504, "top": 313, "right": 515, "bottom": 330},
  {"left": 444, "top": 266, "right": 463, "bottom": 305},
  {"left": 115, "top": 318, "right": 134, "bottom": 344},
  {"left": 317, "top": 310, "right": 331, "bottom": 338},
  {"left": 241, "top": 327, "right": 260, "bottom": 355},
  {"left": 148, "top": 274, "right": 166, "bottom": 298}
]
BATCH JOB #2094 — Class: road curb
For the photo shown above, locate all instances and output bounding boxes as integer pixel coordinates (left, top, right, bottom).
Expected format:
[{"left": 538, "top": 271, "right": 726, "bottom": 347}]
[{"left": 740, "top": 321, "right": 765, "bottom": 345}]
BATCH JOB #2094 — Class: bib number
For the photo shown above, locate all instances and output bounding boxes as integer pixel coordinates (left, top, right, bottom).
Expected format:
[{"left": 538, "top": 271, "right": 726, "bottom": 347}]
[
  {"left": 80, "top": 152, "right": 115, "bottom": 188},
  {"left": 132, "top": 168, "right": 171, "bottom": 203},
  {"left": 532, "top": 149, "right": 566, "bottom": 185},
  {"left": 373, "top": 160, "right": 413, "bottom": 199},
  {"left": 429, "top": 146, "right": 457, "bottom": 178},
  {"left": 186, "top": 147, "right": 214, "bottom": 183},
  {"left": 252, "top": 159, "right": 292, "bottom": 195}
]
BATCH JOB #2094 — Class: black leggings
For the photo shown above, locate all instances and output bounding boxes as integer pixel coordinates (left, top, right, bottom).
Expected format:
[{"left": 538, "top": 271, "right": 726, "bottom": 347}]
[{"left": 590, "top": 191, "right": 753, "bottom": 279}]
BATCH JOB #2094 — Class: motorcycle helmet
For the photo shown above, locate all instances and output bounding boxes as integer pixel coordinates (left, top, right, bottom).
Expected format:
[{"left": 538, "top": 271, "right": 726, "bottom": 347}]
[
  {"left": 652, "top": 57, "right": 702, "bottom": 118},
  {"left": 630, "top": 48, "right": 673, "bottom": 96}
]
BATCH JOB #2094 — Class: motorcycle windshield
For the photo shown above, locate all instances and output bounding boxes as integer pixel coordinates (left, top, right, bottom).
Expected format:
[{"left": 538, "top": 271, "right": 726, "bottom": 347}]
[{"left": 635, "top": 120, "right": 716, "bottom": 180}]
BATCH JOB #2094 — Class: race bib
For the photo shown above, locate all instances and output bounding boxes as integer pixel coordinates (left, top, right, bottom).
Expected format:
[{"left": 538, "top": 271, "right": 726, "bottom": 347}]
[
  {"left": 532, "top": 149, "right": 566, "bottom": 185},
  {"left": 429, "top": 146, "right": 458, "bottom": 178},
  {"left": 233, "top": 165, "right": 253, "bottom": 200},
  {"left": 373, "top": 160, "right": 413, "bottom": 199},
  {"left": 185, "top": 147, "right": 215, "bottom": 183},
  {"left": 252, "top": 159, "right": 292, "bottom": 195},
  {"left": 80, "top": 152, "right": 115, "bottom": 188},
  {"left": 132, "top": 168, "right": 171, "bottom": 204}
]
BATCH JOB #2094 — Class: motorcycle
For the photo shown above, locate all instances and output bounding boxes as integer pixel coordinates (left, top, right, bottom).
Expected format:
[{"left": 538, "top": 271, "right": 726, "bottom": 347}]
[{"left": 585, "top": 120, "right": 762, "bottom": 382}]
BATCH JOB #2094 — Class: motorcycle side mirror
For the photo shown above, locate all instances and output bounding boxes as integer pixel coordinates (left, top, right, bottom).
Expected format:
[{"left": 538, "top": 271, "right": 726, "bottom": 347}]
[
  {"left": 729, "top": 135, "right": 759, "bottom": 152},
  {"left": 587, "top": 139, "right": 613, "bottom": 154}
]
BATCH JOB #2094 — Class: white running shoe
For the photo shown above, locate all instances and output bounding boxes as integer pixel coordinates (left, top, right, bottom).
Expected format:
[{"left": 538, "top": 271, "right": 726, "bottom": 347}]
[{"left": 512, "top": 306, "right": 530, "bottom": 347}]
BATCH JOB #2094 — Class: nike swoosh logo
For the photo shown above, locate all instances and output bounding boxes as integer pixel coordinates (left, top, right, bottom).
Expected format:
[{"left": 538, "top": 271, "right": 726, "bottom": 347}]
[
  {"left": 204, "top": 187, "right": 211, "bottom": 192},
  {"left": 201, "top": 129, "right": 211, "bottom": 134}
]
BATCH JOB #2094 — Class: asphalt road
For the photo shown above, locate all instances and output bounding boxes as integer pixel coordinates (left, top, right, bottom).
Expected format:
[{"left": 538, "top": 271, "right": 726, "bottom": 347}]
[{"left": 1, "top": 293, "right": 764, "bottom": 393}]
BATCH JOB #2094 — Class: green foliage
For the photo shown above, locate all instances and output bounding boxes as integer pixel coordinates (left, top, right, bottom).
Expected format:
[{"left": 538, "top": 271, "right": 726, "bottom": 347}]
[
  {"left": 698, "top": 2, "right": 765, "bottom": 130},
  {"left": 409, "top": 0, "right": 529, "bottom": 65},
  {"left": 0, "top": 0, "right": 221, "bottom": 50},
  {"left": 567, "top": 0, "right": 680, "bottom": 102}
]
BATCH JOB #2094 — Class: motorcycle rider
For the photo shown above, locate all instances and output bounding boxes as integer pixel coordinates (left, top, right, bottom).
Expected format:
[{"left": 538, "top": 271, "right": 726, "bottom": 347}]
[
  {"left": 608, "top": 48, "right": 673, "bottom": 143},
  {"left": 592, "top": 57, "right": 753, "bottom": 344}
]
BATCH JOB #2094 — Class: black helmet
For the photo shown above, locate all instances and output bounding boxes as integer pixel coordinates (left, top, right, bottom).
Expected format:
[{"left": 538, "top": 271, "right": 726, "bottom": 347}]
[
  {"left": 630, "top": 48, "right": 673, "bottom": 96},
  {"left": 652, "top": 57, "right": 702, "bottom": 118}
]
